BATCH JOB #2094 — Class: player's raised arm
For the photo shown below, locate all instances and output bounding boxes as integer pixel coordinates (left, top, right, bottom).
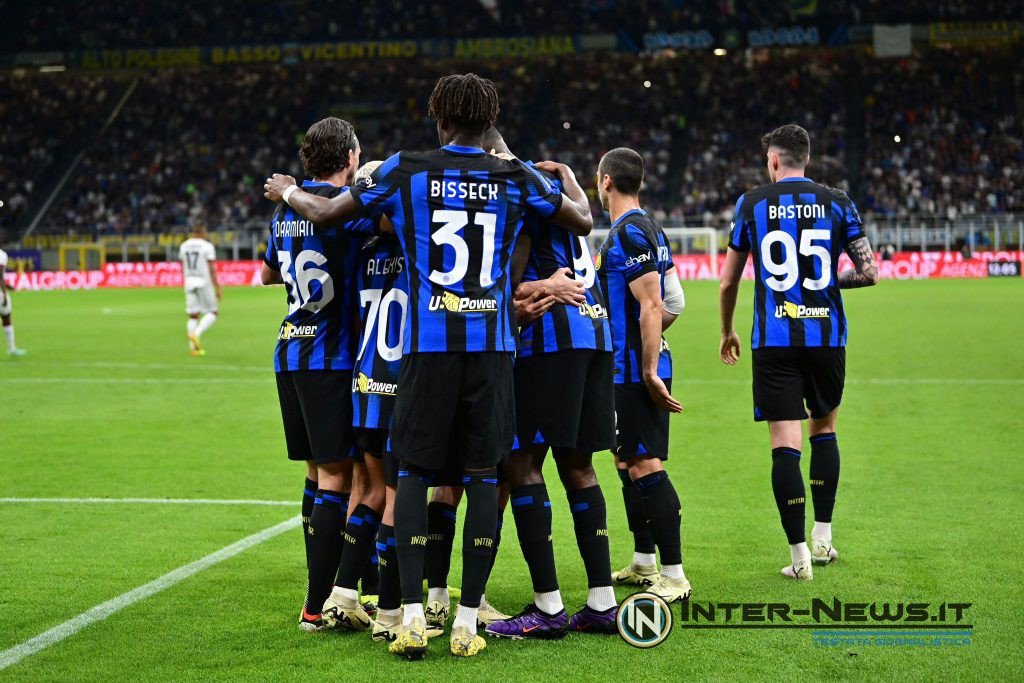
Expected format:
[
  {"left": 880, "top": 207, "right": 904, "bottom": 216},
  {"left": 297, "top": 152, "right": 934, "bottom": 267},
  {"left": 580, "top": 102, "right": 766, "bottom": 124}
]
[
  {"left": 839, "top": 236, "right": 880, "bottom": 288},
  {"left": 630, "top": 271, "right": 682, "bottom": 413},
  {"left": 264, "top": 174, "right": 364, "bottom": 227},
  {"left": 533, "top": 161, "right": 593, "bottom": 236}
]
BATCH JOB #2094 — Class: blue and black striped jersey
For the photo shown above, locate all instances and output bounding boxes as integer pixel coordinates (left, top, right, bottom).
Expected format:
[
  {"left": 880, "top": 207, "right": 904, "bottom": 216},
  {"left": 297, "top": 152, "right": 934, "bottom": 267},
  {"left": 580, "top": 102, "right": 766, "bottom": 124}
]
[
  {"left": 352, "top": 233, "right": 408, "bottom": 430},
  {"left": 518, "top": 167, "right": 610, "bottom": 357},
  {"left": 729, "top": 177, "right": 864, "bottom": 349},
  {"left": 349, "top": 145, "right": 562, "bottom": 353},
  {"left": 265, "top": 181, "right": 374, "bottom": 372},
  {"left": 597, "top": 208, "right": 673, "bottom": 384}
]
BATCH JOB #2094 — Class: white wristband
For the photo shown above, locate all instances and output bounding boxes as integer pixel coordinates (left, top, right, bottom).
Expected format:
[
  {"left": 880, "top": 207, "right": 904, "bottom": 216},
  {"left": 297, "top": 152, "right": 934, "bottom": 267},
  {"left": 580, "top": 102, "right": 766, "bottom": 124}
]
[{"left": 282, "top": 184, "right": 299, "bottom": 206}]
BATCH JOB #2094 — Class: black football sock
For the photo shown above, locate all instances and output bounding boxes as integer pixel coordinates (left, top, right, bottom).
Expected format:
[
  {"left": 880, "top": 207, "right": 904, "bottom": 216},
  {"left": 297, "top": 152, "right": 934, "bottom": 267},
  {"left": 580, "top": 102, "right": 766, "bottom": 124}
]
[
  {"left": 567, "top": 485, "right": 613, "bottom": 587},
  {"left": 510, "top": 483, "right": 559, "bottom": 593},
  {"left": 395, "top": 466, "right": 430, "bottom": 605},
  {"left": 486, "top": 515, "right": 504, "bottom": 584},
  {"left": 376, "top": 524, "right": 401, "bottom": 611},
  {"left": 332, "top": 491, "right": 352, "bottom": 586},
  {"left": 460, "top": 469, "right": 499, "bottom": 608},
  {"left": 361, "top": 546, "right": 379, "bottom": 596},
  {"left": 618, "top": 468, "right": 655, "bottom": 554},
  {"left": 772, "top": 448, "right": 806, "bottom": 544},
  {"left": 301, "top": 477, "right": 316, "bottom": 569},
  {"left": 636, "top": 471, "right": 683, "bottom": 566},
  {"left": 425, "top": 501, "right": 457, "bottom": 590},
  {"left": 304, "top": 490, "right": 346, "bottom": 615},
  {"left": 809, "top": 434, "right": 840, "bottom": 523},
  {"left": 335, "top": 504, "right": 381, "bottom": 591}
]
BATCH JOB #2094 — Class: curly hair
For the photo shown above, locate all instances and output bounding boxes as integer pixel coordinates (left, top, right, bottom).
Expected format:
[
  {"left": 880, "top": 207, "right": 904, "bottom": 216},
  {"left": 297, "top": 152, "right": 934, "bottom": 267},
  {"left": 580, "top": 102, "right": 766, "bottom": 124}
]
[
  {"left": 427, "top": 73, "right": 500, "bottom": 133},
  {"left": 299, "top": 117, "right": 358, "bottom": 179}
]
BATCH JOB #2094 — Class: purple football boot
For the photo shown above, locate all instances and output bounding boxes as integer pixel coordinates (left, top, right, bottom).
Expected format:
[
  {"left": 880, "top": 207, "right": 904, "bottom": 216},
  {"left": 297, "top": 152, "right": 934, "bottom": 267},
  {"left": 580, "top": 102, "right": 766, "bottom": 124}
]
[
  {"left": 568, "top": 605, "right": 619, "bottom": 634},
  {"left": 484, "top": 604, "right": 569, "bottom": 640}
]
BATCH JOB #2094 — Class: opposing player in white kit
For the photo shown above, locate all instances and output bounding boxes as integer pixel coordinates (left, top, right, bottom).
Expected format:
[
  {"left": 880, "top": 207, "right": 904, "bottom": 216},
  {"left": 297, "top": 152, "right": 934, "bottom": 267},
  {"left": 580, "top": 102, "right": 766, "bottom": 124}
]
[
  {"left": 0, "top": 248, "right": 27, "bottom": 357},
  {"left": 178, "top": 226, "right": 221, "bottom": 356}
]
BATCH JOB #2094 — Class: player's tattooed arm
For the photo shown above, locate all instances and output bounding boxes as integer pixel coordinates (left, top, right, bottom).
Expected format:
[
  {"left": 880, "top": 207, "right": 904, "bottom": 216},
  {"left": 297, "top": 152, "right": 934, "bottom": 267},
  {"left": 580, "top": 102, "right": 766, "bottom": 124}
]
[
  {"left": 839, "top": 236, "right": 880, "bottom": 289},
  {"left": 533, "top": 161, "right": 594, "bottom": 236},
  {"left": 263, "top": 174, "right": 363, "bottom": 228}
]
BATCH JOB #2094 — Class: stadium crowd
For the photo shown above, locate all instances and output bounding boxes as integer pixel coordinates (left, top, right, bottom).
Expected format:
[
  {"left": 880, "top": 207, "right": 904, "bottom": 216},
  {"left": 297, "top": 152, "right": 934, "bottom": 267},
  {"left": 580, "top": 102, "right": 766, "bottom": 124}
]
[
  {"left": 2, "top": 46, "right": 1021, "bottom": 237},
  {"left": 3, "top": 0, "right": 1023, "bottom": 51}
]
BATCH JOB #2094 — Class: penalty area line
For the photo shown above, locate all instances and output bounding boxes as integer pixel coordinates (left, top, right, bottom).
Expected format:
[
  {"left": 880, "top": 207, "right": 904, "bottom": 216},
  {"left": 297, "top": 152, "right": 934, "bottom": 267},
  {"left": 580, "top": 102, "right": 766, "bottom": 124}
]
[
  {"left": 0, "top": 497, "right": 295, "bottom": 506},
  {"left": 0, "top": 515, "right": 301, "bottom": 672}
]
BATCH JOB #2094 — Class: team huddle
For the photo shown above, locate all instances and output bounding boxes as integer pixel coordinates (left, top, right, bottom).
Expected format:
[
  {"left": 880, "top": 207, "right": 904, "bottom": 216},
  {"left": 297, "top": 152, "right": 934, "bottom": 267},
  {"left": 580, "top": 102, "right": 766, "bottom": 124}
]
[{"left": 258, "top": 73, "right": 878, "bottom": 660}]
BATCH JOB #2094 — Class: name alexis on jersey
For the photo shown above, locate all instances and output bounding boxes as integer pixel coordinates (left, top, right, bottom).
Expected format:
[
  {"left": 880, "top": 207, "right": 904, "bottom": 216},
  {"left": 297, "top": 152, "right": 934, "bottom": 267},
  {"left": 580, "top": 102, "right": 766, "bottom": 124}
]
[
  {"left": 775, "top": 301, "right": 830, "bottom": 319},
  {"left": 353, "top": 372, "right": 397, "bottom": 396},
  {"left": 429, "top": 179, "right": 500, "bottom": 201},
  {"left": 428, "top": 290, "right": 498, "bottom": 313},
  {"left": 366, "top": 256, "right": 404, "bottom": 275},
  {"left": 767, "top": 204, "right": 827, "bottom": 220}
]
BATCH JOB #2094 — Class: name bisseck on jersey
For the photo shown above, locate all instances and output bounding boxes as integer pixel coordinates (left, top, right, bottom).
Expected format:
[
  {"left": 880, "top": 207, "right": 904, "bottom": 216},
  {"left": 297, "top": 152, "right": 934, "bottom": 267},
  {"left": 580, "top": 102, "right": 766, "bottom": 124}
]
[{"left": 429, "top": 180, "right": 500, "bottom": 201}]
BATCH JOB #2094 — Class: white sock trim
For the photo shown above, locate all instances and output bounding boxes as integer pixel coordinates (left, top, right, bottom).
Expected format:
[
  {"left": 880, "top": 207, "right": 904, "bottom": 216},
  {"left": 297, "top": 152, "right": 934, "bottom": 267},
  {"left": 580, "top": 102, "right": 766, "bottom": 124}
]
[
  {"left": 633, "top": 551, "right": 656, "bottom": 568},
  {"left": 402, "top": 602, "right": 425, "bottom": 625},
  {"left": 790, "top": 542, "right": 811, "bottom": 566},
  {"left": 661, "top": 564, "right": 685, "bottom": 580},
  {"left": 812, "top": 522, "right": 832, "bottom": 543},
  {"left": 534, "top": 590, "right": 564, "bottom": 615},
  {"left": 587, "top": 586, "right": 617, "bottom": 611},
  {"left": 453, "top": 605, "right": 478, "bottom": 631},
  {"left": 427, "top": 587, "right": 450, "bottom": 605}
]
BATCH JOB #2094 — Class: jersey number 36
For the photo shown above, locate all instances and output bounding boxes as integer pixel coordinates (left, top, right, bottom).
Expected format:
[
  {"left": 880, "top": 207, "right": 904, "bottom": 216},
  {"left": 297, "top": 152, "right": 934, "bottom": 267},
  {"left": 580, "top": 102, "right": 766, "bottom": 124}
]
[{"left": 277, "top": 250, "right": 333, "bottom": 314}]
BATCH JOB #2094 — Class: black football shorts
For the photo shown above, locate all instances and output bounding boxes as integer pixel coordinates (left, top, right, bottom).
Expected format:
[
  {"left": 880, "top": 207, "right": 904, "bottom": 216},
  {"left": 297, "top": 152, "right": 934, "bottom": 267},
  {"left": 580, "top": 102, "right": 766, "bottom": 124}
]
[
  {"left": 513, "top": 349, "right": 616, "bottom": 454},
  {"left": 752, "top": 347, "right": 845, "bottom": 422},
  {"left": 390, "top": 352, "right": 515, "bottom": 472},
  {"left": 614, "top": 380, "right": 671, "bottom": 461},
  {"left": 276, "top": 370, "right": 355, "bottom": 464}
]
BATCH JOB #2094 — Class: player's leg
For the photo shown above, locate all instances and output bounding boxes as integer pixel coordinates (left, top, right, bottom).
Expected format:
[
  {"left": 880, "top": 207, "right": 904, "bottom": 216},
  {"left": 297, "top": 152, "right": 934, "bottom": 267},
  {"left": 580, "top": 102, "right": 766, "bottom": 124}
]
[
  {"left": 486, "top": 445, "right": 570, "bottom": 640},
  {"left": 449, "top": 351, "right": 514, "bottom": 657},
  {"left": 624, "top": 455, "right": 691, "bottom": 603},
  {"left": 192, "top": 286, "right": 218, "bottom": 345},
  {"left": 478, "top": 483, "right": 511, "bottom": 625},
  {"left": 555, "top": 449, "right": 618, "bottom": 633},
  {"left": 373, "top": 478, "right": 401, "bottom": 642},
  {"left": 326, "top": 436, "right": 387, "bottom": 630},
  {"left": 185, "top": 288, "right": 202, "bottom": 354},
  {"left": 301, "top": 460, "right": 317, "bottom": 569},
  {"left": 296, "top": 371, "right": 359, "bottom": 627},
  {"left": 1, "top": 293, "right": 25, "bottom": 356},
  {"left": 805, "top": 347, "right": 846, "bottom": 566},
  {"left": 425, "top": 484, "right": 462, "bottom": 631},
  {"left": 389, "top": 353, "right": 461, "bottom": 659},
  {"left": 754, "top": 348, "right": 814, "bottom": 579}
]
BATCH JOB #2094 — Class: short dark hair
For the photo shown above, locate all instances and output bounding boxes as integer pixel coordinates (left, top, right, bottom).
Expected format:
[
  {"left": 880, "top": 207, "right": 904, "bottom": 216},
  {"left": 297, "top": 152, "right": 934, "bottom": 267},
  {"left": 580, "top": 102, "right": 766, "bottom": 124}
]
[
  {"left": 761, "top": 124, "right": 810, "bottom": 168},
  {"left": 428, "top": 73, "right": 500, "bottom": 134},
  {"left": 299, "top": 117, "right": 358, "bottom": 179},
  {"left": 599, "top": 147, "right": 644, "bottom": 196},
  {"left": 480, "top": 126, "right": 511, "bottom": 155}
]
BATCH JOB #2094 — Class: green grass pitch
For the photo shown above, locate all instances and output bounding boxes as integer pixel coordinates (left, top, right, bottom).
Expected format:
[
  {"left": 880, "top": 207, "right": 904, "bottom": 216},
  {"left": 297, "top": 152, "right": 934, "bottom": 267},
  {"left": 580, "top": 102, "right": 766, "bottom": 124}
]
[{"left": 0, "top": 279, "right": 1022, "bottom": 681}]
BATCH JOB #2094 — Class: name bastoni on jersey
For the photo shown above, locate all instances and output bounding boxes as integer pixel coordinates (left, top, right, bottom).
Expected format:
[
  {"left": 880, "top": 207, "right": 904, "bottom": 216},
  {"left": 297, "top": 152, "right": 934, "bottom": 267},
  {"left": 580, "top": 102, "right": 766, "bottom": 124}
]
[
  {"left": 428, "top": 290, "right": 498, "bottom": 314},
  {"left": 353, "top": 372, "right": 398, "bottom": 396},
  {"left": 430, "top": 179, "right": 500, "bottom": 201},
  {"left": 774, "top": 302, "right": 831, "bottom": 319},
  {"left": 767, "top": 204, "right": 827, "bottom": 220}
]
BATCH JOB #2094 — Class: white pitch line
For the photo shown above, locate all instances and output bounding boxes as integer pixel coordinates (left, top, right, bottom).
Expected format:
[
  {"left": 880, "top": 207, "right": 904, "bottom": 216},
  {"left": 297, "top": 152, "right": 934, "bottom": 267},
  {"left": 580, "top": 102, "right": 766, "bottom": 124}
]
[
  {"left": 0, "top": 515, "right": 301, "bottom": 672},
  {"left": 52, "top": 361, "right": 267, "bottom": 373},
  {"left": 0, "top": 378, "right": 268, "bottom": 385},
  {"left": 0, "top": 497, "right": 294, "bottom": 506}
]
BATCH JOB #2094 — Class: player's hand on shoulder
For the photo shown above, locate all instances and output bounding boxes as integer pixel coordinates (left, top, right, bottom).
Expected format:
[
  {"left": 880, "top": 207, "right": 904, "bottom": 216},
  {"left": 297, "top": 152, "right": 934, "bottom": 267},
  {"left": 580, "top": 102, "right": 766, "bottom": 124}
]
[
  {"left": 490, "top": 150, "right": 517, "bottom": 161},
  {"left": 547, "top": 267, "right": 586, "bottom": 306},
  {"left": 533, "top": 160, "right": 567, "bottom": 175},
  {"left": 720, "top": 331, "right": 741, "bottom": 366},
  {"left": 644, "top": 374, "right": 683, "bottom": 413},
  {"left": 264, "top": 174, "right": 296, "bottom": 202}
]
